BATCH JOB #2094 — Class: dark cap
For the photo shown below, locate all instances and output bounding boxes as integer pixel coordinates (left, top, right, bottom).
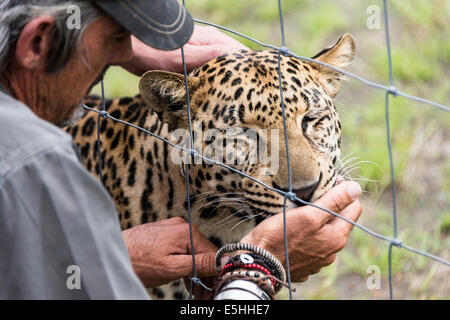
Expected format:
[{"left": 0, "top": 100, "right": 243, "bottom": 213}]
[{"left": 95, "top": 0, "right": 194, "bottom": 51}]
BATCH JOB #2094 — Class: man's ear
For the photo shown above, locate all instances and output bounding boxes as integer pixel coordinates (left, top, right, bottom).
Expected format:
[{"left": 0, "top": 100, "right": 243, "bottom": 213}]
[
  {"left": 309, "top": 33, "right": 355, "bottom": 98},
  {"left": 15, "top": 16, "right": 56, "bottom": 70},
  {"left": 139, "top": 70, "right": 200, "bottom": 128}
]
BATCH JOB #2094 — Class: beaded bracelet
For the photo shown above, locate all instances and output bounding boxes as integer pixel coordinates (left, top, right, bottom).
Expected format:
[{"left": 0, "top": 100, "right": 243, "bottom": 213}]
[
  {"left": 219, "top": 261, "right": 276, "bottom": 288},
  {"left": 215, "top": 242, "right": 286, "bottom": 293},
  {"left": 225, "top": 253, "right": 278, "bottom": 277}
]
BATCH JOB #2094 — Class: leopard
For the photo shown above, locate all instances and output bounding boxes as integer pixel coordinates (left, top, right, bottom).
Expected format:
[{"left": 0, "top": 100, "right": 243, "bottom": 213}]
[{"left": 65, "top": 33, "right": 355, "bottom": 300}]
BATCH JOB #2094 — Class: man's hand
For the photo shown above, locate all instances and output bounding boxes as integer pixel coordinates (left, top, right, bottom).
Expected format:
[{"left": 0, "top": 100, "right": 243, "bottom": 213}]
[
  {"left": 123, "top": 181, "right": 362, "bottom": 296},
  {"left": 121, "top": 25, "right": 249, "bottom": 75},
  {"left": 241, "top": 181, "right": 363, "bottom": 282},
  {"left": 122, "top": 217, "right": 217, "bottom": 288}
]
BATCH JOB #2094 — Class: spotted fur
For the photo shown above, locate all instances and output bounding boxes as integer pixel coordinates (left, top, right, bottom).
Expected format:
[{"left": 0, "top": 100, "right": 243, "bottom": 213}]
[{"left": 65, "top": 34, "right": 355, "bottom": 299}]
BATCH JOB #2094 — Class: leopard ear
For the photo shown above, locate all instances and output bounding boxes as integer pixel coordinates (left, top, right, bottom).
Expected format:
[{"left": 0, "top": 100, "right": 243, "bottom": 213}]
[
  {"left": 309, "top": 33, "right": 355, "bottom": 98},
  {"left": 139, "top": 70, "right": 200, "bottom": 127}
]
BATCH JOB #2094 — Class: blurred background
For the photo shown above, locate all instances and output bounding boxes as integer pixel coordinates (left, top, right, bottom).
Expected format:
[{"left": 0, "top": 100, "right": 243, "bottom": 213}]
[{"left": 93, "top": 0, "right": 450, "bottom": 299}]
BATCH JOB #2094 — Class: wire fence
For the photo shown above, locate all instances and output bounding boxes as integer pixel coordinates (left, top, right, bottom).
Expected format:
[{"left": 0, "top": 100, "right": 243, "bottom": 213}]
[{"left": 83, "top": 0, "right": 450, "bottom": 300}]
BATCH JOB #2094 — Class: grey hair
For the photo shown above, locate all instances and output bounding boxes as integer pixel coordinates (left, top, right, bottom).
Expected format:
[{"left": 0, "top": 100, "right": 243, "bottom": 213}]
[{"left": 0, "top": 0, "right": 100, "bottom": 74}]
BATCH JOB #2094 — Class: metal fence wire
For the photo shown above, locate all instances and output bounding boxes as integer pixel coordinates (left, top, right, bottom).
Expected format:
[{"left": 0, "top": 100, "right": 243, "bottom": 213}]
[{"left": 82, "top": 0, "right": 450, "bottom": 300}]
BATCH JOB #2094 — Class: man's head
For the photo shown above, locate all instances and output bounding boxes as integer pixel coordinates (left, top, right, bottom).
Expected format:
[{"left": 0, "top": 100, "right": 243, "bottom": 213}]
[{"left": 0, "top": 0, "right": 193, "bottom": 126}]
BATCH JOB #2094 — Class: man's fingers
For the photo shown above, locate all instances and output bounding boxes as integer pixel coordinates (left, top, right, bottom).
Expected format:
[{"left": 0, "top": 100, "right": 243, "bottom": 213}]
[
  {"left": 301, "top": 181, "right": 362, "bottom": 228},
  {"left": 192, "top": 25, "right": 249, "bottom": 49},
  {"left": 156, "top": 216, "right": 187, "bottom": 226},
  {"left": 187, "top": 224, "right": 218, "bottom": 253},
  {"left": 183, "top": 224, "right": 218, "bottom": 277},
  {"left": 328, "top": 199, "right": 363, "bottom": 237},
  {"left": 182, "top": 44, "right": 245, "bottom": 69},
  {"left": 174, "top": 252, "right": 217, "bottom": 279},
  {"left": 193, "top": 252, "right": 217, "bottom": 278}
]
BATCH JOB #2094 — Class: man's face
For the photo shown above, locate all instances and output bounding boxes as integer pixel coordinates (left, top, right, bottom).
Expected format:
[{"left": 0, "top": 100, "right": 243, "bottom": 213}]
[{"left": 42, "top": 15, "right": 132, "bottom": 125}]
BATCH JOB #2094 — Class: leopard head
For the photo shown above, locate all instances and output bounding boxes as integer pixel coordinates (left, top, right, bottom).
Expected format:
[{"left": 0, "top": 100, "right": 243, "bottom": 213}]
[{"left": 139, "top": 34, "right": 355, "bottom": 222}]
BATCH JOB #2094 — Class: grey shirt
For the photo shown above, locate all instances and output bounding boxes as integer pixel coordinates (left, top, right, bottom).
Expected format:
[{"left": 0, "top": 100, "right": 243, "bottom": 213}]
[{"left": 0, "top": 84, "right": 149, "bottom": 299}]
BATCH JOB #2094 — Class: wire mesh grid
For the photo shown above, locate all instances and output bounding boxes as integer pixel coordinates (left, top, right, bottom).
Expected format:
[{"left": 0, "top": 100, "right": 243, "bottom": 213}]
[{"left": 83, "top": 0, "right": 450, "bottom": 300}]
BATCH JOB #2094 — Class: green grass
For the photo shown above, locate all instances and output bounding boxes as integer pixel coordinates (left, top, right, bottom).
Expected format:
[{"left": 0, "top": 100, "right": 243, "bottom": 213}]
[
  {"left": 440, "top": 212, "right": 450, "bottom": 234},
  {"left": 91, "top": 66, "right": 139, "bottom": 98},
  {"left": 92, "top": 0, "right": 449, "bottom": 299}
]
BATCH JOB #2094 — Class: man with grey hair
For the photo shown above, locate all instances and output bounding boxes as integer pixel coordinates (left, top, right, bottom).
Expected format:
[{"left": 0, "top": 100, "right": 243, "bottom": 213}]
[{"left": 0, "top": 0, "right": 362, "bottom": 300}]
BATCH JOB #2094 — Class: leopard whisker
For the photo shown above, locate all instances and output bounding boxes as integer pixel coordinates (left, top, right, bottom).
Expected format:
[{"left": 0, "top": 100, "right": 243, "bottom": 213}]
[
  {"left": 339, "top": 151, "right": 356, "bottom": 163},
  {"left": 170, "top": 191, "right": 246, "bottom": 209},
  {"left": 210, "top": 205, "right": 249, "bottom": 225},
  {"left": 347, "top": 176, "right": 379, "bottom": 183},
  {"left": 339, "top": 160, "right": 381, "bottom": 181},
  {"left": 230, "top": 212, "right": 266, "bottom": 231},
  {"left": 344, "top": 160, "right": 380, "bottom": 172},
  {"left": 335, "top": 156, "right": 360, "bottom": 173},
  {"left": 336, "top": 154, "right": 358, "bottom": 167},
  {"left": 341, "top": 166, "right": 362, "bottom": 178},
  {"left": 335, "top": 153, "right": 357, "bottom": 170},
  {"left": 210, "top": 207, "right": 252, "bottom": 232}
]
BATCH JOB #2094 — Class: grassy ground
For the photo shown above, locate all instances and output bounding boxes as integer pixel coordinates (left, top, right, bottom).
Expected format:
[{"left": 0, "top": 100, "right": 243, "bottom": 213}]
[{"left": 93, "top": 0, "right": 449, "bottom": 299}]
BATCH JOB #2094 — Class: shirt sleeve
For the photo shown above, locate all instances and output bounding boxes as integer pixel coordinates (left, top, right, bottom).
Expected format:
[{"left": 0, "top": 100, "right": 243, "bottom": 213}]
[{"left": 0, "top": 143, "right": 149, "bottom": 299}]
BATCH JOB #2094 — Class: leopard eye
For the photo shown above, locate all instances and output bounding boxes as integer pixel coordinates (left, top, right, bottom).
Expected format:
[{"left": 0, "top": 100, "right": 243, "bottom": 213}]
[{"left": 301, "top": 116, "right": 315, "bottom": 132}]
